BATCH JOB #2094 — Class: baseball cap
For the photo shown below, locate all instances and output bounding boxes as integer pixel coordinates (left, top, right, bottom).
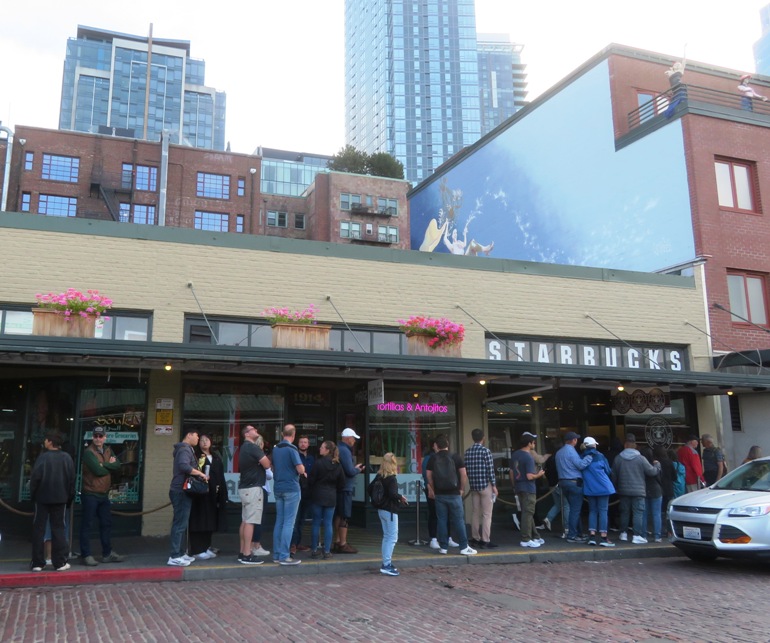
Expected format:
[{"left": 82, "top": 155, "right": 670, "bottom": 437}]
[
  {"left": 563, "top": 431, "right": 580, "bottom": 442},
  {"left": 92, "top": 425, "right": 106, "bottom": 436},
  {"left": 341, "top": 428, "right": 360, "bottom": 439},
  {"left": 521, "top": 431, "right": 537, "bottom": 442},
  {"left": 583, "top": 436, "right": 598, "bottom": 448}
]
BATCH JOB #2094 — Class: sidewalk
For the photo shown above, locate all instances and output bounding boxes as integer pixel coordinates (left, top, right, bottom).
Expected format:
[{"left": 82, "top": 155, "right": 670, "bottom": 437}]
[{"left": 0, "top": 524, "right": 680, "bottom": 589}]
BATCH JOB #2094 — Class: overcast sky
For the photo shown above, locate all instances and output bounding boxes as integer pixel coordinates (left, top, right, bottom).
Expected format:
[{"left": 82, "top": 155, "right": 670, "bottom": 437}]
[{"left": 1, "top": 0, "right": 767, "bottom": 156}]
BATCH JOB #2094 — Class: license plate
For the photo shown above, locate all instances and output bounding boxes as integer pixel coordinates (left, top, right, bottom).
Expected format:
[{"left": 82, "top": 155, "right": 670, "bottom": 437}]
[{"left": 683, "top": 526, "right": 702, "bottom": 540}]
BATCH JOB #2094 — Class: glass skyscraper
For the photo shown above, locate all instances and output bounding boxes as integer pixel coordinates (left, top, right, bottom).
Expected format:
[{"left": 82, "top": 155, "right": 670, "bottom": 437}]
[
  {"left": 344, "top": 0, "right": 482, "bottom": 184},
  {"left": 754, "top": 5, "right": 770, "bottom": 76},
  {"left": 59, "top": 26, "right": 226, "bottom": 150},
  {"left": 477, "top": 34, "right": 527, "bottom": 136}
]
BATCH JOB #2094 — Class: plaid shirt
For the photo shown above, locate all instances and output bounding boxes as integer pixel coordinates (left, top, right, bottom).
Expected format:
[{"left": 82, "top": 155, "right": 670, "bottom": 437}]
[{"left": 463, "top": 442, "right": 496, "bottom": 491}]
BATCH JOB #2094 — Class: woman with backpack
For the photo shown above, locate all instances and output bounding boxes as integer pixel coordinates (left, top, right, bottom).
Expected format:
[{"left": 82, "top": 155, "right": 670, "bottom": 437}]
[
  {"left": 307, "top": 441, "right": 345, "bottom": 560},
  {"left": 373, "top": 452, "right": 408, "bottom": 576}
]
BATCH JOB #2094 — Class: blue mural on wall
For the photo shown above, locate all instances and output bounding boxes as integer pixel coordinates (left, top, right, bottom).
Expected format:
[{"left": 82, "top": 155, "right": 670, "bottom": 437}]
[{"left": 409, "top": 61, "right": 695, "bottom": 272}]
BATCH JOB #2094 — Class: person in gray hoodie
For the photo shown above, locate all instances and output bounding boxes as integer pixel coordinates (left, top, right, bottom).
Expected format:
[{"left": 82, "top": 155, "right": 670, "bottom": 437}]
[{"left": 611, "top": 435, "right": 660, "bottom": 544}]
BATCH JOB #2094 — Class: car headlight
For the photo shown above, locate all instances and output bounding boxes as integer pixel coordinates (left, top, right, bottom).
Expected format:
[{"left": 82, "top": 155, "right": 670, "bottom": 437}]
[{"left": 728, "top": 505, "right": 770, "bottom": 517}]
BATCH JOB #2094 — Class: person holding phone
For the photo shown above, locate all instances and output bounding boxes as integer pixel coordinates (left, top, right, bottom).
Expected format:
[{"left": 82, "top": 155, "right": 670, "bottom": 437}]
[{"left": 376, "top": 452, "right": 408, "bottom": 576}]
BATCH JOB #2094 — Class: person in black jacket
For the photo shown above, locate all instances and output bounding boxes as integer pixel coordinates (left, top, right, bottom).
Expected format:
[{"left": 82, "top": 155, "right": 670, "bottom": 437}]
[
  {"left": 189, "top": 434, "right": 228, "bottom": 560},
  {"left": 30, "top": 431, "right": 75, "bottom": 572},
  {"left": 641, "top": 447, "right": 663, "bottom": 542},
  {"left": 377, "top": 452, "right": 408, "bottom": 576},
  {"left": 308, "top": 441, "right": 346, "bottom": 560},
  {"left": 654, "top": 446, "right": 677, "bottom": 538}
]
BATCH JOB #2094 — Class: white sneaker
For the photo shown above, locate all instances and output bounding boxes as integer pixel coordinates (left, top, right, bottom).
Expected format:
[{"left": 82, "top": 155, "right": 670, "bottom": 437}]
[
  {"left": 535, "top": 538, "right": 545, "bottom": 545},
  {"left": 520, "top": 540, "right": 541, "bottom": 548},
  {"left": 438, "top": 548, "right": 448, "bottom": 555},
  {"left": 632, "top": 535, "right": 648, "bottom": 544},
  {"left": 460, "top": 546, "right": 477, "bottom": 555},
  {"left": 55, "top": 563, "right": 71, "bottom": 571},
  {"left": 619, "top": 532, "right": 628, "bottom": 541},
  {"left": 251, "top": 546, "right": 270, "bottom": 557},
  {"left": 167, "top": 556, "right": 191, "bottom": 567},
  {"left": 448, "top": 537, "right": 460, "bottom": 547},
  {"left": 543, "top": 518, "right": 552, "bottom": 532},
  {"left": 195, "top": 550, "right": 215, "bottom": 560},
  {"left": 182, "top": 554, "right": 195, "bottom": 563},
  {"left": 429, "top": 538, "right": 440, "bottom": 550}
]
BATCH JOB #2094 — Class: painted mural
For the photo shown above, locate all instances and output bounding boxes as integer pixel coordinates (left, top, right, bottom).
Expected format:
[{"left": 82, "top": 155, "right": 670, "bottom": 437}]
[{"left": 410, "top": 61, "right": 695, "bottom": 272}]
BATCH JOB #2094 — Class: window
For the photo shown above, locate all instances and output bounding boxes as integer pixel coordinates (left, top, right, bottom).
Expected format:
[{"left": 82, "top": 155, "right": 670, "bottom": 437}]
[
  {"left": 121, "top": 163, "right": 133, "bottom": 189},
  {"left": 21, "top": 193, "right": 31, "bottom": 212},
  {"left": 196, "top": 172, "right": 230, "bottom": 199},
  {"left": 24, "top": 152, "right": 33, "bottom": 172},
  {"left": 727, "top": 272, "right": 768, "bottom": 325},
  {"left": 38, "top": 194, "right": 77, "bottom": 217},
  {"left": 377, "top": 197, "right": 398, "bottom": 215},
  {"left": 267, "top": 210, "right": 287, "bottom": 227},
  {"left": 119, "top": 203, "right": 130, "bottom": 223},
  {"left": 135, "top": 166, "right": 158, "bottom": 192},
  {"left": 195, "top": 210, "right": 229, "bottom": 232},
  {"left": 715, "top": 159, "right": 759, "bottom": 212},
  {"left": 340, "top": 193, "right": 361, "bottom": 210},
  {"left": 378, "top": 225, "right": 399, "bottom": 243},
  {"left": 132, "top": 205, "right": 156, "bottom": 225},
  {"left": 294, "top": 213, "right": 305, "bottom": 230},
  {"left": 41, "top": 154, "right": 79, "bottom": 182},
  {"left": 236, "top": 215, "right": 244, "bottom": 233},
  {"left": 237, "top": 178, "right": 246, "bottom": 197}
]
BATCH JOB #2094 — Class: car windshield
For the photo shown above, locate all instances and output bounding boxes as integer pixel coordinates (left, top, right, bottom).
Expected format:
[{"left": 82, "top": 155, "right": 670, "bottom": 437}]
[{"left": 714, "top": 461, "right": 770, "bottom": 492}]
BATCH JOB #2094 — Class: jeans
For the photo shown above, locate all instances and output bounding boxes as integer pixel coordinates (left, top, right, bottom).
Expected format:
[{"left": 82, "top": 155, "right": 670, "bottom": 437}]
[
  {"left": 586, "top": 495, "right": 609, "bottom": 533},
  {"left": 378, "top": 509, "right": 399, "bottom": 567},
  {"left": 169, "top": 490, "right": 192, "bottom": 558},
  {"left": 560, "top": 480, "right": 584, "bottom": 539},
  {"left": 273, "top": 490, "right": 300, "bottom": 562},
  {"left": 311, "top": 504, "right": 335, "bottom": 554},
  {"left": 545, "top": 485, "right": 570, "bottom": 530},
  {"left": 435, "top": 494, "right": 467, "bottom": 550},
  {"left": 618, "top": 495, "right": 646, "bottom": 537},
  {"left": 80, "top": 494, "right": 113, "bottom": 557},
  {"left": 643, "top": 496, "right": 663, "bottom": 539}
]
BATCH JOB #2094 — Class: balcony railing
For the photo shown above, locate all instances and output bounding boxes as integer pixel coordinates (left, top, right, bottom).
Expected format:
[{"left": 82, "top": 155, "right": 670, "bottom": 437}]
[{"left": 627, "top": 83, "right": 770, "bottom": 131}]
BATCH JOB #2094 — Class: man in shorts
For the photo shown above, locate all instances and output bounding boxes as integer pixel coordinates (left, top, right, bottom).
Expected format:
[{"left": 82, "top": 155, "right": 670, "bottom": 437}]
[
  {"left": 238, "top": 425, "right": 271, "bottom": 565},
  {"left": 333, "top": 428, "right": 365, "bottom": 553}
]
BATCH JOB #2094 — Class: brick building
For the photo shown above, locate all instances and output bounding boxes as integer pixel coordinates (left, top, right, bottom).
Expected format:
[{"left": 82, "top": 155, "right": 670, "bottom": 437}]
[
  {"left": 0, "top": 125, "right": 409, "bottom": 247},
  {"left": 409, "top": 43, "right": 770, "bottom": 460}
]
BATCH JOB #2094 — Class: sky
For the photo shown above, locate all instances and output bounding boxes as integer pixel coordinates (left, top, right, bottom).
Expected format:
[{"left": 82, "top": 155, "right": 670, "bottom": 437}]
[{"left": 1, "top": 0, "right": 768, "bottom": 156}]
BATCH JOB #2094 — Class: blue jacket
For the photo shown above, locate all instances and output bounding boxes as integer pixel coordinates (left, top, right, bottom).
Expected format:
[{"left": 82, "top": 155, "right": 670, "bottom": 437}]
[
  {"left": 338, "top": 441, "right": 359, "bottom": 492},
  {"left": 581, "top": 448, "right": 616, "bottom": 497}
]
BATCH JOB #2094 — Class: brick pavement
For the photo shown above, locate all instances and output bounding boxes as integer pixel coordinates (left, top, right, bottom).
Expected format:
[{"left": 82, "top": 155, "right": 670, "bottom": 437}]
[{"left": 1, "top": 556, "right": 766, "bottom": 642}]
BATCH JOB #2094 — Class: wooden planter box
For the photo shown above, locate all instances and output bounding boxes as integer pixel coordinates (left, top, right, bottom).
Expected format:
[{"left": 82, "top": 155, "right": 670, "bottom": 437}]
[
  {"left": 32, "top": 308, "right": 96, "bottom": 338},
  {"left": 406, "top": 333, "right": 462, "bottom": 357},
  {"left": 272, "top": 323, "right": 331, "bottom": 350}
]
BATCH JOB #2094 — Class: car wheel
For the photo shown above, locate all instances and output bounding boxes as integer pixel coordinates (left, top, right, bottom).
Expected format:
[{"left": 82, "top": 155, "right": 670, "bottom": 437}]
[{"left": 683, "top": 549, "right": 718, "bottom": 562}]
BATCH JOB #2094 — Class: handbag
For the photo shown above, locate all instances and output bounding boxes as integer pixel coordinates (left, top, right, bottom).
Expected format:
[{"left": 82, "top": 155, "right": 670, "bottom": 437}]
[{"left": 184, "top": 475, "right": 209, "bottom": 495}]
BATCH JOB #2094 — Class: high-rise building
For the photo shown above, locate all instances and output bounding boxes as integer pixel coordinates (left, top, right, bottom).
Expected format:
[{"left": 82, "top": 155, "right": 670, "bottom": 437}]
[
  {"left": 477, "top": 34, "right": 528, "bottom": 136},
  {"left": 344, "top": 0, "right": 481, "bottom": 184},
  {"left": 59, "top": 25, "right": 226, "bottom": 150},
  {"left": 754, "top": 4, "right": 770, "bottom": 75}
]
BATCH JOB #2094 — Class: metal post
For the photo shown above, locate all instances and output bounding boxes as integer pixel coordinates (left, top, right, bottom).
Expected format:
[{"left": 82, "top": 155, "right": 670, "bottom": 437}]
[{"left": 408, "top": 479, "right": 427, "bottom": 546}]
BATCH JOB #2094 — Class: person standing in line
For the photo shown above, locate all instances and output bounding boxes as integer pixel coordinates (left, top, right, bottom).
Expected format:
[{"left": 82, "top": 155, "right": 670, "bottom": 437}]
[
  {"left": 333, "top": 428, "right": 365, "bottom": 554},
  {"left": 700, "top": 434, "right": 726, "bottom": 486},
  {"left": 291, "top": 434, "right": 315, "bottom": 554},
  {"left": 581, "top": 437, "right": 616, "bottom": 547},
  {"left": 611, "top": 435, "right": 661, "bottom": 544},
  {"left": 168, "top": 429, "right": 208, "bottom": 567},
  {"left": 376, "top": 452, "right": 409, "bottom": 576},
  {"left": 271, "top": 424, "right": 305, "bottom": 566},
  {"left": 250, "top": 433, "right": 272, "bottom": 557},
  {"left": 542, "top": 442, "right": 569, "bottom": 538},
  {"left": 640, "top": 446, "right": 663, "bottom": 543},
  {"left": 79, "top": 425, "right": 125, "bottom": 566},
  {"left": 509, "top": 432, "right": 546, "bottom": 548},
  {"left": 677, "top": 436, "right": 705, "bottom": 492},
  {"left": 308, "top": 441, "right": 346, "bottom": 560},
  {"left": 423, "top": 438, "right": 459, "bottom": 549},
  {"left": 425, "top": 435, "right": 477, "bottom": 556},
  {"left": 654, "top": 446, "right": 677, "bottom": 537},
  {"left": 555, "top": 431, "right": 593, "bottom": 543},
  {"left": 188, "top": 434, "right": 228, "bottom": 560},
  {"left": 464, "top": 428, "right": 499, "bottom": 549},
  {"left": 237, "top": 425, "right": 271, "bottom": 565},
  {"left": 30, "top": 431, "right": 76, "bottom": 572}
]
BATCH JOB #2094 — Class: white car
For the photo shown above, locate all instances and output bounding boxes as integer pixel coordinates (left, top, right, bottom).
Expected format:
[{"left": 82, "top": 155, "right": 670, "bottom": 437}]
[{"left": 669, "top": 456, "right": 770, "bottom": 562}]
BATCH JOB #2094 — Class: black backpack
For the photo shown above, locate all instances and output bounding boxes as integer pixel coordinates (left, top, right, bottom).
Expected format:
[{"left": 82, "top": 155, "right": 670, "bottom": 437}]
[
  {"left": 368, "top": 474, "right": 388, "bottom": 509},
  {"left": 432, "top": 452, "right": 459, "bottom": 493}
]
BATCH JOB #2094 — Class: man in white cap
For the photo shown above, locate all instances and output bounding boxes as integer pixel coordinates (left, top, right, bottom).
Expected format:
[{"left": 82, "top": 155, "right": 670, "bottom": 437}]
[
  {"left": 738, "top": 74, "right": 768, "bottom": 111},
  {"left": 333, "top": 428, "right": 365, "bottom": 553}
]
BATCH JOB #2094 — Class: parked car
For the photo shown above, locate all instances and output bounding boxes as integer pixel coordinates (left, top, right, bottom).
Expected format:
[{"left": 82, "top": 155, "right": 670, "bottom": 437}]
[{"left": 669, "top": 456, "right": 770, "bottom": 561}]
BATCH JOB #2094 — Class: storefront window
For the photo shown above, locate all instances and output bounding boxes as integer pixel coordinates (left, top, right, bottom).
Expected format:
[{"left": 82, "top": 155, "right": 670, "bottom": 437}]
[
  {"left": 77, "top": 386, "right": 147, "bottom": 504},
  {"left": 183, "top": 380, "right": 285, "bottom": 502},
  {"left": 367, "top": 390, "right": 457, "bottom": 501},
  {"left": 0, "top": 380, "right": 25, "bottom": 500}
]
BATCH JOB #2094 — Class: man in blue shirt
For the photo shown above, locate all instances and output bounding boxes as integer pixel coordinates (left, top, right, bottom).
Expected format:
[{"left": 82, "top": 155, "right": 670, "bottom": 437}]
[
  {"left": 554, "top": 431, "right": 593, "bottom": 543},
  {"left": 271, "top": 424, "right": 306, "bottom": 565},
  {"left": 334, "top": 428, "right": 365, "bottom": 553},
  {"left": 510, "top": 431, "right": 546, "bottom": 548}
]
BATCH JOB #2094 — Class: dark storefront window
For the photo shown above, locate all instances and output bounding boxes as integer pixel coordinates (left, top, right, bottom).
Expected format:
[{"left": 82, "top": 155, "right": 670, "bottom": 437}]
[{"left": 0, "top": 380, "right": 25, "bottom": 501}]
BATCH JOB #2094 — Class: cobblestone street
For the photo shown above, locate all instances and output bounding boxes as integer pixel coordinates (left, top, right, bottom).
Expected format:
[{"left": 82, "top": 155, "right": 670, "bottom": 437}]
[{"left": 2, "top": 556, "right": 766, "bottom": 642}]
